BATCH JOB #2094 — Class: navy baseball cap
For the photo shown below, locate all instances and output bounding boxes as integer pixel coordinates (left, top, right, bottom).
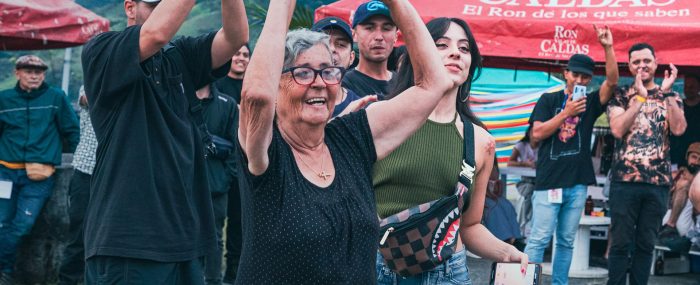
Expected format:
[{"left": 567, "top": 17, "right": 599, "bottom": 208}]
[
  {"left": 312, "top": 17, "right": 353, "bottom": 44},
  {"left": 351, "top": 1, "right": 392, "bottom": 28},
  {"left": 567, "top": 54, "right": 595, "bottom": 76}
]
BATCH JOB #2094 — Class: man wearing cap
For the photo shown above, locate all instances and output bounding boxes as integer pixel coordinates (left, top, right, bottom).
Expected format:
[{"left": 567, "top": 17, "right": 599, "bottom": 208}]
[
  {"left": 606, "top": 42, "right": 686, "bottom": 285},
  {"left": 81, "top": 0, "right": 247, "bottom": 283},
  {"left": 312, "top": 16, "right": 370, "bottom": 117},
  {"left": 659, "top": 143, "right": 700, "bottom": 249},
  {"left": 0, "top": 55, "right": 80, "bottom": 284},
  {"left": 342, "top": 0, "right": 397, "bottom": 100},
  {"left": 525, "top": 25, "right": 618, "bottom": 285}
]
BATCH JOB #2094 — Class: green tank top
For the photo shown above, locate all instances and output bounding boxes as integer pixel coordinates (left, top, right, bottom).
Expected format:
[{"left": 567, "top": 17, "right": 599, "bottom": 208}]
[{"left": 373, "top": 117, "right": 464, "bottom": 218}]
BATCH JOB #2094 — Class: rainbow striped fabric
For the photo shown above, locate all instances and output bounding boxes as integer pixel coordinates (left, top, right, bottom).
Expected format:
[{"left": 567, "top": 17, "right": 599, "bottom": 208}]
[{"left": 470, "top": 68, "right": 565, "bottom": 165}]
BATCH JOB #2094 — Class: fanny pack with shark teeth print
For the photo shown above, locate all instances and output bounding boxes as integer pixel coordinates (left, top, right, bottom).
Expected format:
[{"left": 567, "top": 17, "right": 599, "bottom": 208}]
[{"left": 377, "top": 119, "right": 475, "bottom": 277}]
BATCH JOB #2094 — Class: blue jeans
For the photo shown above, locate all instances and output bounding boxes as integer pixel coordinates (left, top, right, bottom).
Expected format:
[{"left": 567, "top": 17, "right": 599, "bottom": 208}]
[
  {"left": 0, "top": 166, "right": 55, "bottom": 273},
  {"left": 376, "top": 250, "right": 472, "bottom": 285},
  {"left": 524, "top": 185, "right": 587, "bottom": 285}
]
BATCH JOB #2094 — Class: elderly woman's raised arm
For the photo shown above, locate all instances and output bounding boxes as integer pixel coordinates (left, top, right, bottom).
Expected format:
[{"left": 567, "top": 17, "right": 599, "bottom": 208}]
[
  {"left": 366, "top": 0, "right": 453, "bottom": 160},
  {"left": 238, "top": 0, "right": 295, "bottom": 175}
]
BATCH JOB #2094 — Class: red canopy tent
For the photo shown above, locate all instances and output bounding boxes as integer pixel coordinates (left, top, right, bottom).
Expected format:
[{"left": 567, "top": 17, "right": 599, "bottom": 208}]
[
  {"left": 0, "top": 0, "right": 109, "bottom": 50},
  {"left": 316, "top": 0, "right": 700, "bottom": 73}
]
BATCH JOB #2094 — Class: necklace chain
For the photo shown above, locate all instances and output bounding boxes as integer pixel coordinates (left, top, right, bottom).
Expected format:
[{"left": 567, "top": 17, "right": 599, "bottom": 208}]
[{"left": 295, "top": 145, "right": 332, "bottom": 180}]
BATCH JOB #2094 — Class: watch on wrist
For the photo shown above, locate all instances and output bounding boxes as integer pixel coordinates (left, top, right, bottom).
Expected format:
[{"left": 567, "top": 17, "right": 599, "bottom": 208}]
[{"left": 662, "top": 92, "right": 675, "bottom": 99}]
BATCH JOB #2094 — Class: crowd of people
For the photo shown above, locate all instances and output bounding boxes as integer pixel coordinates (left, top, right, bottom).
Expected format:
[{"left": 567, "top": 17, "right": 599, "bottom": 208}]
[{"left": 0, "top": 0, "right": 699, "bottom": 284}]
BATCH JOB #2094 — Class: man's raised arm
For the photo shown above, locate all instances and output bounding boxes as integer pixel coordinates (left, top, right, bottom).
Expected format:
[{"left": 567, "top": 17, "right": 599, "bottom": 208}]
[
  {"left": 211, "top": 0, "right": 249, "bottom": 69},
  {"left": 135, "top": 0, "right": 195, "bottom": 61}
]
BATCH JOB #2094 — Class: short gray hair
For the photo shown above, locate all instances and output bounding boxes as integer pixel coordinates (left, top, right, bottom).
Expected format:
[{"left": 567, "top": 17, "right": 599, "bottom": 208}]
[{"left": 284, "top": 29, "right": 332, "bottom": 70}]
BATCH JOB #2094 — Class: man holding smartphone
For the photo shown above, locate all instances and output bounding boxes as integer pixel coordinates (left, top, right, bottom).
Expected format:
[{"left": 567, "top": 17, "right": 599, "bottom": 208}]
[{"left": 524, "top": 25, "right": 618, "bottom": 285}]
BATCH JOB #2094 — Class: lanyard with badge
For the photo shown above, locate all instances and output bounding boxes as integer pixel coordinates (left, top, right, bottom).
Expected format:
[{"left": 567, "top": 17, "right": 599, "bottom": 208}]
[
  {"left": 548, "top": 91, "right": 568, "bottom": 204},
  {"left": 549, "top": 85, "right": 586, "bottom": 204}
]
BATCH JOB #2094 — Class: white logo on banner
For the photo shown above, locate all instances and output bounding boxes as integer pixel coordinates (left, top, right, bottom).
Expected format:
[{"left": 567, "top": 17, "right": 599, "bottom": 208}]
[{"left": 539, "top": 26, "right": 589, "bottom": 59}]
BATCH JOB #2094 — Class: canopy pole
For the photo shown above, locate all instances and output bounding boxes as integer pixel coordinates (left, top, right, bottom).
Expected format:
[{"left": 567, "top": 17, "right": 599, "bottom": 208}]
[{"left": 61, "top": 48, "right": 72, "bottom": 95}]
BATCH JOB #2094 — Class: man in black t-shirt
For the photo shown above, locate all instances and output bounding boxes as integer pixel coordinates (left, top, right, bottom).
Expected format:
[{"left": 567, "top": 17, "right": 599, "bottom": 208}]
[
  {"left": 212, "top": 44, "right": 249, "bottom": 285},
  {"left": 80, "top": 0, "right": 247, "bottom": 283},
  {"left": 342, "top": 1, "right": 397, "bottom": 100},
  {"left": 670, "top": 74, "right": 700, "bottom": 167},
  {"left": 195, "top": 85, "right": 238, "bottom": 285},
  {"left": 311, "top": 17, "right": 371, "bottom": 117},
  {"left": 524, "top": 26, "right": 618, "bottom": 285},
  {"left": 213, "top": 44, "right": 249, "bottom": 104}
]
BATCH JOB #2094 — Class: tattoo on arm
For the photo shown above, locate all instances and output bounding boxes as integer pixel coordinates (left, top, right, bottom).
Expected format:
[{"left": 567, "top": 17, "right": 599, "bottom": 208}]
[{"left": 486, "top": 140, "right": 496, "bottom": 156}]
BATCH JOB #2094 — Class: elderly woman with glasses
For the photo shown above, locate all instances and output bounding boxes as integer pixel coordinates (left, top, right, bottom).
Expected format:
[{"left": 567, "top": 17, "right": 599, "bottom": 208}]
[{"left": 234, "top": 0, "right": 454, "bottom": 284}]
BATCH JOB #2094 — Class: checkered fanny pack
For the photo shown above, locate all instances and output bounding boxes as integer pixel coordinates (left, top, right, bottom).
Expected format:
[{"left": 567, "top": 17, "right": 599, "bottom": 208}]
[{"left": 377, "top": 120, "right": 475, "bottom": 277}]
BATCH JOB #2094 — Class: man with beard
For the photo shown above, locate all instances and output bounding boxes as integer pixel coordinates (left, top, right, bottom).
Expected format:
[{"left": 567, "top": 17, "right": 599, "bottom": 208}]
[
  {"left": 659, "top": 143, "right": 700, "bottom": 245},
  {"left": 341, "top": 0, "right": 397, "bottom": 100},
  {"left": 81, "top": 0, "right": 247, "bottom": 283},
  {"left": 606, "top": 42, "right": 687, "bottom": 285}
]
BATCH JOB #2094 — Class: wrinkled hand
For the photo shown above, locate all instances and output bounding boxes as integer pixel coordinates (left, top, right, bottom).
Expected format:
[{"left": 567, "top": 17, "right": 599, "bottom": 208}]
[
  {"left": 661, "top": 63, "right": 678, "bottom": 93},
  {"left": 502, "top": 245, "right": 530, "bottom": 277},
  {"left": 337, "top": 95, "right": 378, "bottom": 118},
  {"left": 594, "top": 24, "right": 613, "bottom": 47},
  {"left": 564, "top": 93, "right": 586, "bottom": 117}
]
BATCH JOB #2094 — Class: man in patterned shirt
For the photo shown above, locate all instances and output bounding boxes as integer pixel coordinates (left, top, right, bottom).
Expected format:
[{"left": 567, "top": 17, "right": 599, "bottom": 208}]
[
  {"left": 606, "top": 43, "right": 687, "bottom": 285},
  {"left": 57, "top": 86, "right": 97, "bottom": 285}
]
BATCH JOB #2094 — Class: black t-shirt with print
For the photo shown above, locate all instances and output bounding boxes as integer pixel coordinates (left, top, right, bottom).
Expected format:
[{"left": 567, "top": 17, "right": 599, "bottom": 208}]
[
  {"left": 235, "top": 110, "right": 378, "bottom": 284},
  {"left": 81, "top": 25, "right": 230, "bottom": 262},
  {"left": 530, "top": 90, "right": 604, "bottom": 190},
  {"left": 607, "top": 86, "right": 682, "bottom": 186},
  {"left": 341, "top": 69, "right": 392, "bottom": 100}
]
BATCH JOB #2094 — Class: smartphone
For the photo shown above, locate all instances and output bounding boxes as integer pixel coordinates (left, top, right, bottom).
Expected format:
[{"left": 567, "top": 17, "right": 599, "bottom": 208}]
[
  {"left": 490, "top": 262, "right": 542, "bottom": 285},
  {"left": 572, "top": 85, "right": 587, "bottom": 101}
]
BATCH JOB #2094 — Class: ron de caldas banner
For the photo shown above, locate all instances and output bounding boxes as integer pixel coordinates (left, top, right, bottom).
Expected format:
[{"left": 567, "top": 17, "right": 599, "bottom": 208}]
[{"left": 316, "top": 0, "right": 700, "bottom": 66}]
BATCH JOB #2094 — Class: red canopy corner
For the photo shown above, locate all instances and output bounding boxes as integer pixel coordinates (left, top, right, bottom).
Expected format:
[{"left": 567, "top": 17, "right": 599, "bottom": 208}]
[
  {"left": 316, "top": 0, "right": 700, "bottom": 74},
  {"left": 1, "top": 0, "right": 110, "bottom": 51}
]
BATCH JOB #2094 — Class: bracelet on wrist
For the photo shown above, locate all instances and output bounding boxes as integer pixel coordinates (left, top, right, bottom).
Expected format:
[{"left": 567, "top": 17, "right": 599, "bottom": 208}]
[
  {"left": 635, "top": 95, "right": 647, "bottom": 103},
  {"left": 662, "top": 92, "right": 675, "bottom": 99}
]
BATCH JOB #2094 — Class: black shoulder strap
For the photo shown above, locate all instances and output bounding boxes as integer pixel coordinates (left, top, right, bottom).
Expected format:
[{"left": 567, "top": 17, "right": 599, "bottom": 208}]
[
  {"left": 457, "top": 119, "right": 476, "bottom": 189},
  {"left": 463, "top": 120, "right": 476, "bottom": 169},
  {"left": 187, "top": 95, "right": 216, "bottom": 157},
  {"left": 162, "top": 41, "right": 216, "bottom": 158}
]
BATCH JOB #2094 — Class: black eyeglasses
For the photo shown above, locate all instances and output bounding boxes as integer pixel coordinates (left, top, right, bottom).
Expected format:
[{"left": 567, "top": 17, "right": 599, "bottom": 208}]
[{"left": 282, "top": 66, "right": 346, "bottom": 85}]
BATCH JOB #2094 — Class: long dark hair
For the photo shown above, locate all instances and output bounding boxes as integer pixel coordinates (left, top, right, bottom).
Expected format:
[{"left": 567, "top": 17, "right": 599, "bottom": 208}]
[{"left": 387, "top": 17, "right": 484, "bottom": 128}]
